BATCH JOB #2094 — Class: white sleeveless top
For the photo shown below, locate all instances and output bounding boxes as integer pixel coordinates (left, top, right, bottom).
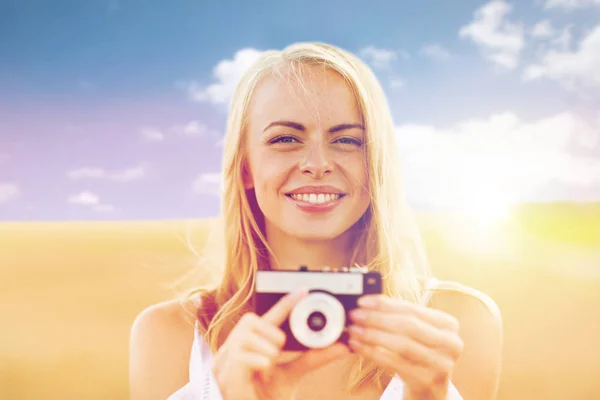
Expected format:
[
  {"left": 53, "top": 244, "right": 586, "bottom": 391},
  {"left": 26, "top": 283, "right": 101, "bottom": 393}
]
[{"left": 168, "top": 278, "right": 465, "bottom": 399}]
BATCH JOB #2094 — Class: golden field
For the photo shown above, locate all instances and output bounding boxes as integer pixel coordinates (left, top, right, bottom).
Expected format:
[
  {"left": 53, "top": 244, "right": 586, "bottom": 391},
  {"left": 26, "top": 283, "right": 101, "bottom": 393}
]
[{"left": 1, "top": 202, "right": 599, "bottom": 399}]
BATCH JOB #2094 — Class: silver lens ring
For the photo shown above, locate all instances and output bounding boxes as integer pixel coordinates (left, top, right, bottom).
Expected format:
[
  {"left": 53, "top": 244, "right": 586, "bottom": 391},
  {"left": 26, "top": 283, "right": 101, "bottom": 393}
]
[{"left": 289, "top": 292, "right": 346, "bottom": 349}]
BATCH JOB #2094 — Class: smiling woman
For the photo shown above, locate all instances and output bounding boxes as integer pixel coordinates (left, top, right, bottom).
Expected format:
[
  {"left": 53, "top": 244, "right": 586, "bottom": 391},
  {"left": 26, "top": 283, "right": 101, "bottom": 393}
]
[{"left": 129, "top": 42, "right": 503, "bottom": 400}]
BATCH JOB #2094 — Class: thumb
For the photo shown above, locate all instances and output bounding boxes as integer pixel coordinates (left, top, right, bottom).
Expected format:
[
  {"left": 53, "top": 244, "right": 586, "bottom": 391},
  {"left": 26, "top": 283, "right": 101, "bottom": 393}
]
[{"left": 284, "top": 343, "right": 349, "bottom": 378}]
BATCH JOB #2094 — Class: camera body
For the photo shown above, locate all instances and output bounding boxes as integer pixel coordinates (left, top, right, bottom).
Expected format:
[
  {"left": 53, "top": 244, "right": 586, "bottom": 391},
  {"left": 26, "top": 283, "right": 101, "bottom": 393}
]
[{"left": 253, "top": 266, "right": 382, "bottom": 351}]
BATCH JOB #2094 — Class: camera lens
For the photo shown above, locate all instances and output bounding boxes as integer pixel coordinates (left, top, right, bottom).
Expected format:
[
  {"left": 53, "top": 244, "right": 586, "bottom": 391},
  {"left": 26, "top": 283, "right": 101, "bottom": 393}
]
[
  {"left": 289, "top": 292, "right": 346, "bottom": 349},
  {"left": 307, "top": 311, "right": 327, "bottom": 331}
]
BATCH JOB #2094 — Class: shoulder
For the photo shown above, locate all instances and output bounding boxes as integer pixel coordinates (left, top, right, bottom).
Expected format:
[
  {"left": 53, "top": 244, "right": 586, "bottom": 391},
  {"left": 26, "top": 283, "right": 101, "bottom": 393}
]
[
  {"left": 128, "top": 294, "right": 201, "bottom": 400},
  {"left": 425, "top": 278, "right": 502, "bottom": 324},
  {"left": 427, "top": 279, "right": 503, "bottom": 400}
]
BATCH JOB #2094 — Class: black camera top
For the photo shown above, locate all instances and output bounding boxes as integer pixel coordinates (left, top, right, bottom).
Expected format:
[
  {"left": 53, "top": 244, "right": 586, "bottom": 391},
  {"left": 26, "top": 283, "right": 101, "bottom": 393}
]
[{"left": 296, "top": 265, "right": 368, "bottom": 273}]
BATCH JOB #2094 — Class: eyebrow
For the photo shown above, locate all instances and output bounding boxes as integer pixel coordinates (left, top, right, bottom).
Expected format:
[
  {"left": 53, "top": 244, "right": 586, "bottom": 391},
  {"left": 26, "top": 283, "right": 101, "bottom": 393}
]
[{"left": 263, "top": 120, "right": 365, "bottom": 133}]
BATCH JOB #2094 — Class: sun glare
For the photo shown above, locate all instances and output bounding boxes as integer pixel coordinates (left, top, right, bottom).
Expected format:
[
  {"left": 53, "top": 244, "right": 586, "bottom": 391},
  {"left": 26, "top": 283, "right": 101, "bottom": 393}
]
[
  {"left": 452, "top": 190, "right": 515, "bottom": 233},
  {"left": 468, "top": 197, "right": 512, "bottom": 226},
  {"left": 442, "top": 190, "right": 516, "bottom": 253}
]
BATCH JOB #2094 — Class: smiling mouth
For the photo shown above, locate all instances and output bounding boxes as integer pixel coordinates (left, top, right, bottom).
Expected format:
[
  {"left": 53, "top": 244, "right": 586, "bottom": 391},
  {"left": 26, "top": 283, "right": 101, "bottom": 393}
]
[{"left": 285, "top": 193, "right": 346, "bottom": 205}]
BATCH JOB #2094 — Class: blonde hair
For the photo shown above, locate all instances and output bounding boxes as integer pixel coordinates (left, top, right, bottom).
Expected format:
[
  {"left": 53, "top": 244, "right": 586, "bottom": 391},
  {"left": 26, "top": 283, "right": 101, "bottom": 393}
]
[{"left": 178, "top": 42, "right": 432, "bottom": 393}]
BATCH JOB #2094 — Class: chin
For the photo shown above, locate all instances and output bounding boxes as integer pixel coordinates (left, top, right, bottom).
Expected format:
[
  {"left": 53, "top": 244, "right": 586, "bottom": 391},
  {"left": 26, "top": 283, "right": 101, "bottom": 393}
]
[
  {"left": 292, "top": 230, "right": 343, "bottom": 241},
  {"left": 286, "top": 220, "right": 356, "bottom": 242}
]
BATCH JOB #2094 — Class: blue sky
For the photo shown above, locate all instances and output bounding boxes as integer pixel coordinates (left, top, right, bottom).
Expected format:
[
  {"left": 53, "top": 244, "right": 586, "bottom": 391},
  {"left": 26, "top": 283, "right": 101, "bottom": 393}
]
[{"left": 1, "top": 0, "right": 599, "bottom": 222}]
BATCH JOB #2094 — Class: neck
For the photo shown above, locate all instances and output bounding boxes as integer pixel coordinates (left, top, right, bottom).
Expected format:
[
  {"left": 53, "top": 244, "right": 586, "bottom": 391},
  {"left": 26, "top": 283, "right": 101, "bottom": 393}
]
[{"left": 264, "top": 224, "right": 354, "bottom": 271}]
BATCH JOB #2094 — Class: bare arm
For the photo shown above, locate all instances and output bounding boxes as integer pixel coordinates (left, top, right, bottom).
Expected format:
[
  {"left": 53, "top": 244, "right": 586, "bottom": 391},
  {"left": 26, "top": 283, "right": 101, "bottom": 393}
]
[{"left": 128, "top": 299, "right": 197, "bottom": 400}]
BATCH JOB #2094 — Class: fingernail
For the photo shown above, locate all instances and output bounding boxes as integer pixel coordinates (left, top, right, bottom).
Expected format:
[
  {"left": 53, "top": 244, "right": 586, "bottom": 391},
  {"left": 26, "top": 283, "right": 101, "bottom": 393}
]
[
  {"left": 349, "top": 309, "right": 366, "bottom": 322},
  {"left": 292, "top": 289, "right": 308, "bottom": 299},
  {"left": 357, "top": 296, "right": 376, "bottom": 307},
  {"left": 348, "top": 325, "right": 365, "bottom": 336}
]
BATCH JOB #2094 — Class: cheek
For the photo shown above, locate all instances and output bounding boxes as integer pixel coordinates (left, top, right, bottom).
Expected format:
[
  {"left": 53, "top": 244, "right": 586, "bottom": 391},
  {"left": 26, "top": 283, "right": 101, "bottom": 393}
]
[
  {"left": 248, "top": 149, "right": 285, "bottom": 186},
  {"left": 348, "top": 158, "right": 371, "bottom": 208},
  {"left": 344, "top": 155, "right": 368, "bottom": 188},
  {"left": 253, "top": 163, "right": 289, "bottom": 199}
]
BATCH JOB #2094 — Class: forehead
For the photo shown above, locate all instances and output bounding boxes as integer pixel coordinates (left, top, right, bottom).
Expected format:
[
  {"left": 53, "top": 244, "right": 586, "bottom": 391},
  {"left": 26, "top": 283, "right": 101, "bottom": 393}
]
[{"left": 247, "top": 65, "right": 362, "bottom": 132}]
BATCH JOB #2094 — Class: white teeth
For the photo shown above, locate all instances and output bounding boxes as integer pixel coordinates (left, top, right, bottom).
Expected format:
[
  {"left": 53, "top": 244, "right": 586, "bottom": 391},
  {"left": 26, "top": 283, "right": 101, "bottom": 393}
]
[{"left": 290, "top": 193, "right": 341, "bottom": 204}]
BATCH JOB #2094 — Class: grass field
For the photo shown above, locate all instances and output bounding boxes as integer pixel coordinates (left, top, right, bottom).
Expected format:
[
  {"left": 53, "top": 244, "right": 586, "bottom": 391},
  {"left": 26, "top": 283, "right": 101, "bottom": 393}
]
[{"left": 1, "top": 202, "right": 599, "bottom": 399}]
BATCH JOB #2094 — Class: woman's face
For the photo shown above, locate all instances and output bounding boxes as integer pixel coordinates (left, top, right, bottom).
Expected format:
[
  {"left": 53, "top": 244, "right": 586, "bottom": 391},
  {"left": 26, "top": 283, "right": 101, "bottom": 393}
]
[{"left": 243, "top": 65, "right": 371, "bottom": 242}]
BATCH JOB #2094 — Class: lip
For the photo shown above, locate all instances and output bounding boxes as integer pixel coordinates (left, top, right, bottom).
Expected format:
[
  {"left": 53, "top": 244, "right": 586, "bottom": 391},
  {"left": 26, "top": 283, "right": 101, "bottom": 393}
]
[{"left": 285, "top": 185, "right": 346, "bottom": 195}]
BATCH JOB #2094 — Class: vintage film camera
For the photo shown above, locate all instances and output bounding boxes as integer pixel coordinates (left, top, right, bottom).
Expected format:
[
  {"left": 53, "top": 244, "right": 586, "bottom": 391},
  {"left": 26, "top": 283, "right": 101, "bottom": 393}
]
[{"left": 253, "top": 265, "right": 382, "bottom": 351}]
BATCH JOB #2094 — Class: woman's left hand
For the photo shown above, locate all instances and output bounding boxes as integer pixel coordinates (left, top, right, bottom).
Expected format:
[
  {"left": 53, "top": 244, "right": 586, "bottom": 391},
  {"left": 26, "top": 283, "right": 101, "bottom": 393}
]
[{"left": 347, "top": 294, "right": 464, "bottom": 399}]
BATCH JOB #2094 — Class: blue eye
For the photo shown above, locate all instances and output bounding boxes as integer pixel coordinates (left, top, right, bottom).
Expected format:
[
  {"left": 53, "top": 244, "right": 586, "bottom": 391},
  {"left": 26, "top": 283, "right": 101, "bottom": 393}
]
[
  {"left": 335, "top": 137, "right": 363, "bottom": 146},
  {"left": 270, "top": 135, "right": 300, "bottom": 144}
]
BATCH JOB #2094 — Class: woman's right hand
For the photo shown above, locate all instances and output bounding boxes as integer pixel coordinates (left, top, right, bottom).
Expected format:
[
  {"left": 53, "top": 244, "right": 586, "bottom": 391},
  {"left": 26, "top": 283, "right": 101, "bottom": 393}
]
[{"left": 211, "top": 290, "right": 350, "bottom": 400}]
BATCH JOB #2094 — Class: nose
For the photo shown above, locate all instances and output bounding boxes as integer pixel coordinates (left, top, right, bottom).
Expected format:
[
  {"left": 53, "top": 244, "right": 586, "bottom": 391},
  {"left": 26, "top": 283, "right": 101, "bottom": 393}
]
[{"left": 299, "top": 140, "right": 333, "bottom": 179}]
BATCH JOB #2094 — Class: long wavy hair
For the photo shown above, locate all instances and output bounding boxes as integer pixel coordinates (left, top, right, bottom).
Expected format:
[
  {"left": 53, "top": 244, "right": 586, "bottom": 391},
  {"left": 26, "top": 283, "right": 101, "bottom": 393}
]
[{"left": 178, "top": 41, "right": 432, "bottom": 393}]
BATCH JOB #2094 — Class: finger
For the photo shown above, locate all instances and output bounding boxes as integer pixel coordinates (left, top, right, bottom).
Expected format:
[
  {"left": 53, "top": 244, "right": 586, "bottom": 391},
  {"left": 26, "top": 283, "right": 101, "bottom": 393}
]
[
  {"left": 349, "top": 338, "right": 400, "bottom": 368},
  {"left": 262, "top": 290, "right": 308, "bottom": 326},
  {"left": 285, "top": 343, "right": 349, "bottom": 377},
  {"left": 349, "top": 311, "right": 462, "bottom": 358},
  {"left": 357, "top": 295, "right": 459, "bottom": 331},
  {"left": 240, "top": 352, "right": 272, "bottom": 372},
  {"left": 238, "top": 313, "right": 287, "bottom": 349},
  {"left": 349, "top": 339, "right": 453, "bottom": 387},
  {"left": 348, "top": 325, "right": 432, "bottom": 365},
  {"left": 350, "top": 310, "right": 433, "bottom": 339},
  {"left": 242, "top": 334, "right": 280, "bottom": 359},
  {"left": 275, "top": 351, "right": 303, "bottom": 365},
  {"left": 251, "top": 320, "right": 287, "bottom": 349}
]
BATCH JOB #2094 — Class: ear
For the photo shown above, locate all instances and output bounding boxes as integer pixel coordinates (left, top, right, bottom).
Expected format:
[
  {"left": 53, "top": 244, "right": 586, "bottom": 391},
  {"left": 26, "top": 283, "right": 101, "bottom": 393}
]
[{"left": 242, "top": 163, "right": 254, "bottom": 190}]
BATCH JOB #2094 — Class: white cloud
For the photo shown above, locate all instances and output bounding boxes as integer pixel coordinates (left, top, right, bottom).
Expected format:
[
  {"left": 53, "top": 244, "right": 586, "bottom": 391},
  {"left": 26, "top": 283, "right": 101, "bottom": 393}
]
[
  {"left": 544, "top": 0, "right": 600, "bottom": 9},
  {"left": 359, "top": 46, "right": 404, "bottom": 69},
  {"left": 109, "top": 165, "right": 147, "bottom": 182},
  {"left": 187, "top": 48, "right": 266, "bottom": 105},
  {"left": 0, "top": 183, "right": 20, "bottom": 203},
  {"left": 67, "top": 191, "right": 116, "bottom": 213},
  {"left": 68, "top": 191, "right": 100, "bottom": 205},
  {"left": 523, "top": 24, "right": 600, "bottom": 91},
  {"left": 140, "top": 121, "right": 217, "bottom": 141},
  {"left": 67, "top": 167, "right": 105, "bottom": 179},
  {"left": 395, "top": 111, "right": 600, "bottom": 208},
  {"left": 193, "top": 173, "right": 223, "bottom": 196},
  {"left": 531, "top": 20, "right": 554, "bottom": 38},
  {"left": 140, "top": 127, "right": 165, "bottom": 142},
  {"left": 390, "top": 77, "right": 406, "bottom": 89},
  {"left": 171, "top": 120, "right": 208, "bottom": 137},
  {"left": 66, "top": 164, "right": 147, "bottom": 182},
  {"left": 551, "top": 25, "right": 573, "bottom": 50},
  {"left": 420, "top": 44, "right": 452, "bottom": 61},
  {"left": 459, "top": 0, "right": 525, "bottom": 69}
]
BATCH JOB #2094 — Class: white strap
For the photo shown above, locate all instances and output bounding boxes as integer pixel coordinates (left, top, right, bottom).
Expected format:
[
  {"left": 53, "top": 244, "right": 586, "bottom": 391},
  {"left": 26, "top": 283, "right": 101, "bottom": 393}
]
[
  {"left": 421, "top": 276, "right": 439, "bottom": 306},
  {"left": 201, "top": 367, "right": 223, "bottom": 400}
]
